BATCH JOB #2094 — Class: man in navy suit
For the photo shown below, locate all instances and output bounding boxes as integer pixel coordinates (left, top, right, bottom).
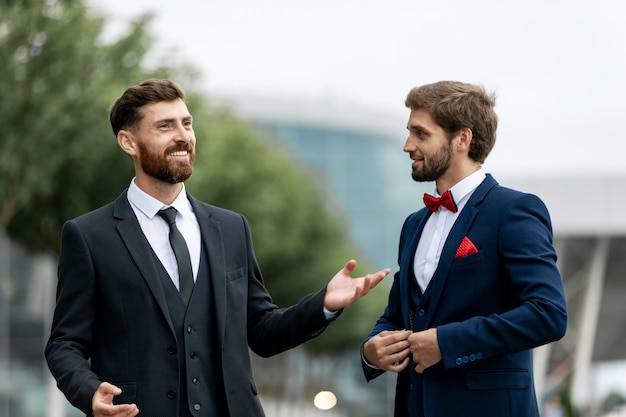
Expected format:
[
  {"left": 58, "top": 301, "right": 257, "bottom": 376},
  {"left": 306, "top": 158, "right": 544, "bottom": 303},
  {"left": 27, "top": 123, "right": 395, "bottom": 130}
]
[
  {"left": 361, "top": 81, "right": 567, "bottom": 417},
  {"left": 45, "top": 79, "right": 390, "bottom": 417}
]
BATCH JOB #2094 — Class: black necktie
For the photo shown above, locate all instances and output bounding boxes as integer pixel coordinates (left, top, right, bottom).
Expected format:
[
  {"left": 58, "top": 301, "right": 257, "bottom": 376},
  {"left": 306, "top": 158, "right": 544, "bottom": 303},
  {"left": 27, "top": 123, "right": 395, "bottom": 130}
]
[{"left": 157, "top": 207, "right": 194, "bottom": 304}]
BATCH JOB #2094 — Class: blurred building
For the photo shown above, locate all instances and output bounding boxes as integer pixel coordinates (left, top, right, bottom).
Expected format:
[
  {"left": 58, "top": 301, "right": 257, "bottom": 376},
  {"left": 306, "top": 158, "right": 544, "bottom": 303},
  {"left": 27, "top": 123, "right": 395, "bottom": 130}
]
[{"left": 217, "top": 94, "right": 429, "bottom": 271}]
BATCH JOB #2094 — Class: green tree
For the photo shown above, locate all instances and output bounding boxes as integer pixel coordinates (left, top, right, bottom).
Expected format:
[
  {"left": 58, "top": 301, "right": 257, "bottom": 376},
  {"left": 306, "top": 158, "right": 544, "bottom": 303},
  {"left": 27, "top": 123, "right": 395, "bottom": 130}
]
[
  {"left": 0, "top": 0, "right": 177, "bottom": 251},
  {"left": 0, "top": 0, "right": 386, "bottom": 352}
]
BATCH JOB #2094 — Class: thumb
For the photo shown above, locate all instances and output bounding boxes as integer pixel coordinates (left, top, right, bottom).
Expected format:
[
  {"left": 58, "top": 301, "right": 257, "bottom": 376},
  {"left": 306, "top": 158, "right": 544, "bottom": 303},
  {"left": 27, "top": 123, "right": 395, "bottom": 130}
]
[
  {"left": 100, "top": 382, "right": 122, "bottom": 395},
  {"left": 342, "top": 259, "right": 357, "bottom": 276},
  {"left": 96, "top": 382, "right": 122, "bottom": 401}
]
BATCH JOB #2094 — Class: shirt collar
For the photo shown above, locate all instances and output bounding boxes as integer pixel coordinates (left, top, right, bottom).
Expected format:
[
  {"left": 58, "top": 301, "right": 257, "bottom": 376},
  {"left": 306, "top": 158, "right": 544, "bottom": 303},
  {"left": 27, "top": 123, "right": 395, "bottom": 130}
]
[
  {"left": 127, "top": 178, "right": 192, "bottom": 219},
  {"left": 443, "top": 168, "right": 486, "bottom": 204}
]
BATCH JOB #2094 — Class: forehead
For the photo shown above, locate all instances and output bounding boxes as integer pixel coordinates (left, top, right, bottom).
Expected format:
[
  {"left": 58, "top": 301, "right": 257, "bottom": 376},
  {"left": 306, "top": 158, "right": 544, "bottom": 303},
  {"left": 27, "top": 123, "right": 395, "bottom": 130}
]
[
  {"left": 139, "top": 99, "right": 191, "bottom": 123},
  {"left": 407, "top": 107, "right": 439, "bottom": 130}
]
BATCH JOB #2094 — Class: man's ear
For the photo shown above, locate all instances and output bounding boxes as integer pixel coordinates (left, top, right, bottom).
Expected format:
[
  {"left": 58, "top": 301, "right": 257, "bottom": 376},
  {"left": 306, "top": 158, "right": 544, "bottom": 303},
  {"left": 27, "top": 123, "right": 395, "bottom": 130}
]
[
  {"left": 117, "top": 130, "right": 137, "bottom": 156},
  {"left": 456, "top": 127, "right": 473, "bottom": 152}
]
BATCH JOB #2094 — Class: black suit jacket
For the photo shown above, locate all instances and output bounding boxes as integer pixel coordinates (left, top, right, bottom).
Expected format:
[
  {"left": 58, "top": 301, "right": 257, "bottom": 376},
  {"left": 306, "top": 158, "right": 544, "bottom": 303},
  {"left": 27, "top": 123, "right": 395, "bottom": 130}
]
[{"left": 45, "top": 191, "right": 333, "bottom": 416}]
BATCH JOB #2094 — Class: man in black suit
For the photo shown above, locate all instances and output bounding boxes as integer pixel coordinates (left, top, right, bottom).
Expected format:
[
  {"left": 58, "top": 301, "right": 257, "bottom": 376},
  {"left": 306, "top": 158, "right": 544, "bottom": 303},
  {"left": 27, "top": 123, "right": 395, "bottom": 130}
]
[{"left": 45, "top": 79, "right": 389, "bottom": 417}]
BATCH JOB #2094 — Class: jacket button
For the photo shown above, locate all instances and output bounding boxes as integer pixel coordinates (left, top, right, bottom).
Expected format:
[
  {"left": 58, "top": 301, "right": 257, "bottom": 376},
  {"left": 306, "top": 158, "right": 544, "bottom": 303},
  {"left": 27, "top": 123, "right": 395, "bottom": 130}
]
[
  {"left": 167, "top": 389, "right": 177, "bottom": 399},
  {"left": 455, "top": 357, "right": 463, "bottom": 366},
  {"left": 167, "top": 345, "right": 177, "bottom": 355},
  {"left": 192, "top": 377, "right": 199, "bottom": 384},
  {"left": 469, "top": 354, "right": 476, "bottom": 361},
  {"left": 190, "top": 351, "right": 198, "bottom": 359},
  {"left": 187, "top": 326, "right": 193, "bottom": 334},
  {"left": 194, "top": 404, "right": 201, "bottom": 411},
  {"left": 417, "top": 309, "right": 425, "bottom": 317}
]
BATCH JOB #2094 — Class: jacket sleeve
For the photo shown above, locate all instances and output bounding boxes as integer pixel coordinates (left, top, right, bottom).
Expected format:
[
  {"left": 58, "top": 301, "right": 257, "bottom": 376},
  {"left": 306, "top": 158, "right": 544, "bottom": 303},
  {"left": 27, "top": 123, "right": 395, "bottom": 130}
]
[
  {"left": 45, "top": 220, "right": 101, "bottom": 415},
  {"left": 437, "top": 193, "right": 568, "bottom": 369},
  {"left": 238, "top": 214, "right": 337, "bottom": 357}
]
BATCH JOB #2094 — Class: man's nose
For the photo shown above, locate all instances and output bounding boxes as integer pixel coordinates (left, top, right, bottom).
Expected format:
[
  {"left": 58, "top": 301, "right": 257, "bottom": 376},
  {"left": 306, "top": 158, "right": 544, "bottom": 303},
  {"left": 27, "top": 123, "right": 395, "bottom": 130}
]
[
  {"left": 175, "top": 124, "right": 192, "bottom": 142},
  {"left": 403, "top": 136, "right": 415, "bottom": 152}
]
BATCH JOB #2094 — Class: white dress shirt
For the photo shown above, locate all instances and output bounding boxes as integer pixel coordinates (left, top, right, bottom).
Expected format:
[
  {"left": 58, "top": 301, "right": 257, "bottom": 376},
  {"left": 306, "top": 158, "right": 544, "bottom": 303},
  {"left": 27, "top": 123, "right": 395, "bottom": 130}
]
[
  {"left": 413, "top": 169, "right": 486, "bottom": 292},
  {"left": 127, "top": 179, "right": 201, "bottom": 289}
]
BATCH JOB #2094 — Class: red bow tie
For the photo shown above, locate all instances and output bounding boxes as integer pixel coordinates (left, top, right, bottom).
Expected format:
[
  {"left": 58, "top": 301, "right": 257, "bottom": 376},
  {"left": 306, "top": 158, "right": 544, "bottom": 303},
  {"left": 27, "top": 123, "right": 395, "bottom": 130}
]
[{"left": 423, "top": 190, "right": 457, "bottom": 213}]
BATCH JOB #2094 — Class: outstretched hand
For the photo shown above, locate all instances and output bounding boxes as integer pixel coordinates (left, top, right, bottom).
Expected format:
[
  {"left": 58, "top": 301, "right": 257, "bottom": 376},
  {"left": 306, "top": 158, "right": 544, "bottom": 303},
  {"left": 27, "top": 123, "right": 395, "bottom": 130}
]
[{"left": 324, "top": 259, "right": 390, "bottom": 312}]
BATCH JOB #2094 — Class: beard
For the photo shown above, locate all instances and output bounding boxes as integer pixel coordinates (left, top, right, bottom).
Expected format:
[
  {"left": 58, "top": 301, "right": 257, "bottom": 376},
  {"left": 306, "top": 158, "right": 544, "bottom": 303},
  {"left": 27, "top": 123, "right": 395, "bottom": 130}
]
[
  {"left": 411, "top": 141, "right": 453, "bottom": 182},
  {"left": 138, "top": 141, "right": 195, "bottom": 184}
]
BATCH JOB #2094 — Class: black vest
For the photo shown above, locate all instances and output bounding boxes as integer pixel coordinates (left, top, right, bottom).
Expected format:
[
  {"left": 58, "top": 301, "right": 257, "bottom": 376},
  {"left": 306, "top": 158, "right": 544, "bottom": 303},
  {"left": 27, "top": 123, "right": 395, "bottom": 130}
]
[
  {"left": 406, "top": 272, "right": 434, "bottom": 417},
  {"left": 157, "top": 242, "right": 228, "bottom": 417}
]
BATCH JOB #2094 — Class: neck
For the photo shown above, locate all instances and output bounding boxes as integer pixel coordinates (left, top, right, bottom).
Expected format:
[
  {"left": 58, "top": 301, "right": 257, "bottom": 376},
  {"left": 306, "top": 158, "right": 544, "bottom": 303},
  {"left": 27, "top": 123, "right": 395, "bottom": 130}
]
[
  {"left": 135, "top": 174, "right": 184, "bottom": 205},
  {"left": 435, "top": 162, "right": 482, "bottom": 194}
]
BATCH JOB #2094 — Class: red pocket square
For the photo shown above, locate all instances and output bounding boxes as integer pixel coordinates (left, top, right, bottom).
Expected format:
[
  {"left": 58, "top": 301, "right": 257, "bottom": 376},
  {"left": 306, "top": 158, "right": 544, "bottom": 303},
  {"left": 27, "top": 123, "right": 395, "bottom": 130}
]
[{"left": 455, "top": 236, "right": 478, "bottom": 258}]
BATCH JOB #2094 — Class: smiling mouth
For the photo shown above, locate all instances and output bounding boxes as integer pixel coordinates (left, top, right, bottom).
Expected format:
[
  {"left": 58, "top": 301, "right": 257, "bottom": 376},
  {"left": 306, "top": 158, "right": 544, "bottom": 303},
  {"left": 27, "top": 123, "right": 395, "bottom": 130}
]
[{"left": 168, "top": 151, "right": 188, "bottom": 157}]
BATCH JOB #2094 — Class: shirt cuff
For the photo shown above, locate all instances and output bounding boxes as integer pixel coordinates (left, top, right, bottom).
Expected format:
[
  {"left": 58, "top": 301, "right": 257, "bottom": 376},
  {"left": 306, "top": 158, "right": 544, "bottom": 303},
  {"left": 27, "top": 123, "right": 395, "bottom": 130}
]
[
  {"left": 323, "top": 307, "right": 338, "bottom": 320},
  {"left": 361, "top": 345, "right": 381, "bottom": 370}
]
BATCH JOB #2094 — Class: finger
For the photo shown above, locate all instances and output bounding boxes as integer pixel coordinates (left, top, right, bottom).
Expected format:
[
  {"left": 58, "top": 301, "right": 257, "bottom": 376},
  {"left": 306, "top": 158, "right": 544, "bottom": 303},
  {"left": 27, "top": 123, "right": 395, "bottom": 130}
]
[
  {"left": 368, "top": 268, "right": 391, "bottom": 288},
  {"left": 357, "top": 269, "right": 390, "bottom": 299},
  {"left": 341, "top": 259, "right": 357, "bottom": 276},
  {"left": 379, "top": 329, "right": 412, "bottom": 341},
  {"left": 99, "top": 381, "right": 122, "bottom": 396},
  {"left": 389, "top": 356, "right": 410, "bottom": 372},
  {"left": 389, "top": 346, "right": 411, "bottom": 363}
]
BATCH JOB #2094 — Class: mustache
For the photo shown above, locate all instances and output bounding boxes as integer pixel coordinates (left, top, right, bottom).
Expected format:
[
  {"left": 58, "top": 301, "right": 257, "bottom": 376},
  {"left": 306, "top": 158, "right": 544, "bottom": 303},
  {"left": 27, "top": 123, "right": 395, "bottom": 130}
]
[{"left": 166, "top": 144, "right": 193, "bottom": 153}]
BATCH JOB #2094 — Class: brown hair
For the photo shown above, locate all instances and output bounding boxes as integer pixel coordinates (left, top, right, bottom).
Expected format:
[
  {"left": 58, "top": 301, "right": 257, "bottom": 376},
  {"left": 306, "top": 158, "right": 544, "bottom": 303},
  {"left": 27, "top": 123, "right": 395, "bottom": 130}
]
[
  {"left": 109, "top": 79, "right": 186, "bottom": 136},
  {"left": 405, "top": 81, "right": 498, "bottom": 163}
]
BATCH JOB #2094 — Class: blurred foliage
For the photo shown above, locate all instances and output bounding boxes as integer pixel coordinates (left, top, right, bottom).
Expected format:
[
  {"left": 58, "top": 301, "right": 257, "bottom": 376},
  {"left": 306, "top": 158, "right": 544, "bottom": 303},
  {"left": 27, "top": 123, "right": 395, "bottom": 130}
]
[
  {"left": 0, "top": 0, "right": 386, "bottom": 352},
  {"left": 0, "top": 0, "right": 172, "bottom": 250}
]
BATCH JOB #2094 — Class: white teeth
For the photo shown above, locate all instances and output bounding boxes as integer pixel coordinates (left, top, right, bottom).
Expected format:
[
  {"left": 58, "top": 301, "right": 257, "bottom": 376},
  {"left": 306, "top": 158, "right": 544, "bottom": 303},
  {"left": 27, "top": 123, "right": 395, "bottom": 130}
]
[{"left": 169, "top": 151, "right": 187, "bottom": 156}]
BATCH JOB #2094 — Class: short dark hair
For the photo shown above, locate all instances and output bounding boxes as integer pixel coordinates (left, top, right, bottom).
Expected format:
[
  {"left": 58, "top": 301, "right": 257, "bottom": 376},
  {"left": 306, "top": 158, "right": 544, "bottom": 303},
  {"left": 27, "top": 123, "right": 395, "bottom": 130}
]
[
  {"left": 109, "top": 79, "right": 186, "bottom": 136},
  {"left": 405, "top": 81, "right": 498, "bottom": 163}
]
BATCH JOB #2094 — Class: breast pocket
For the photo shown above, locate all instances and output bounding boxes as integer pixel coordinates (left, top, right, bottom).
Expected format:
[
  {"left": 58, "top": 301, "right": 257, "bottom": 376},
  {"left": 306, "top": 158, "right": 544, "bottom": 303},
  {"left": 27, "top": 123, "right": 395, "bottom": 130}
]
[{"left": 450, "top": 250, "right": 485, "bottom": 271}]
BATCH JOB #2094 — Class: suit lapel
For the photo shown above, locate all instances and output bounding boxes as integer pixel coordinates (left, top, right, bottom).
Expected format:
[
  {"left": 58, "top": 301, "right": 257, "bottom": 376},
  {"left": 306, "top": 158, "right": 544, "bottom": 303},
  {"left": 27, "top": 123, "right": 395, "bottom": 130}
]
[
  {"left": 424, "top": 175, "right": 498, "bottom": 325},
  {"left": 188, "top": 197, "right": 227, "bottom": 343},
  {"left": 113, "top": 193, "right": 174, "bottom": 333}
]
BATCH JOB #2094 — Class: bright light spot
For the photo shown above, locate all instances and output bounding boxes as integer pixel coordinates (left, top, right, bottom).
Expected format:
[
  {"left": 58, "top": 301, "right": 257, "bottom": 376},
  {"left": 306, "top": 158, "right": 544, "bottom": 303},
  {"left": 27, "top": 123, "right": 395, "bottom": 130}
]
[{"left": 313, "top": 391, "right": 337, "bottom": 410}]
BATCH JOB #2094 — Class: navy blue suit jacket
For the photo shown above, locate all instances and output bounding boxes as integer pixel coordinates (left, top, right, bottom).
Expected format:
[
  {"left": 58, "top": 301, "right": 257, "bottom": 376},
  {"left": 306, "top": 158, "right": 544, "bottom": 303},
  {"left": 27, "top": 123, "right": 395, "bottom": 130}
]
[
  {"left": 363, "top": 174, "right": 567, "bottom": 417},
  {"left": 45, "top": 191, "right": 333, "bottom": 416}
]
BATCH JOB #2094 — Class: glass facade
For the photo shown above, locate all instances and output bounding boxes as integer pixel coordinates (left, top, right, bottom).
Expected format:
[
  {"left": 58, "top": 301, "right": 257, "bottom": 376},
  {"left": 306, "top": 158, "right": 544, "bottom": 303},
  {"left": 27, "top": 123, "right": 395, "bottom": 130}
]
[{"left": 250, "top": 118, "right": 430, "bottom": 271}]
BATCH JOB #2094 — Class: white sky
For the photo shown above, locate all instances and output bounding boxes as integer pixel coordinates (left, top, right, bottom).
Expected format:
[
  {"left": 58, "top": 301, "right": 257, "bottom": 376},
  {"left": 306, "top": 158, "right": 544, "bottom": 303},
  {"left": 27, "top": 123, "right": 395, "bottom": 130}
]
[{"left": 88, "top": 0, "right": 626, "bottom": 179}]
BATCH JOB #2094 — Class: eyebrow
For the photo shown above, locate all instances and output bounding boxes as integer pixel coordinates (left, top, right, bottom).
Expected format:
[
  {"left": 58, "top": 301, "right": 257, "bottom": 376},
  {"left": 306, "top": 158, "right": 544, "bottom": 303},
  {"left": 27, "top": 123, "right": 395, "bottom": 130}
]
[
  {"left": 407, "top": 123, "right": 429, "bottom": 132},
  {"left": 154, "top": 115, "right": 193, "bottom": 125}
]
